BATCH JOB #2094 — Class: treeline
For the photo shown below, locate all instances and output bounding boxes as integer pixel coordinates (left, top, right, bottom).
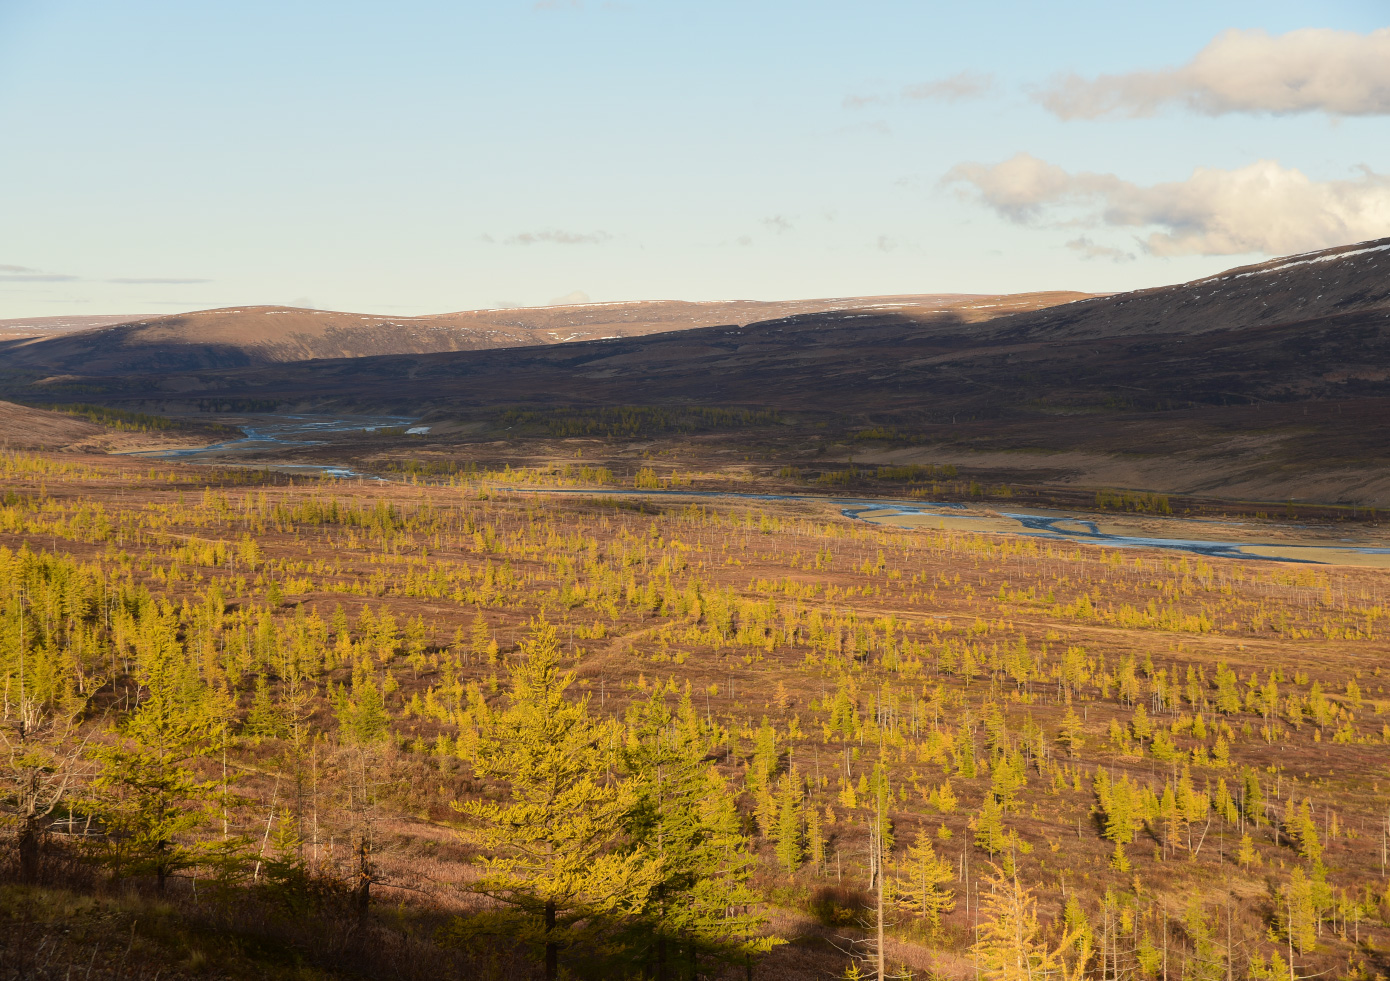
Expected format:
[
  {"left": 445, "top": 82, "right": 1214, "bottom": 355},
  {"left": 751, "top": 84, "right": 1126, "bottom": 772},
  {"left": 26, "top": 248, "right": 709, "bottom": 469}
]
[
  {"left": 43, "top": 402, "right": 240, "bottom": 436},
  {"left": 779, "top": 464, "right": 961, "bottom": 486},
  {"left": 1095, "top": 488, "right": 1172, "bottom": 515},
  {"left": 195, "top": 398, "right": 282, "bottom": 413},
  {"left": 496, "top": 405, "right": 785, "bottom": 438}
]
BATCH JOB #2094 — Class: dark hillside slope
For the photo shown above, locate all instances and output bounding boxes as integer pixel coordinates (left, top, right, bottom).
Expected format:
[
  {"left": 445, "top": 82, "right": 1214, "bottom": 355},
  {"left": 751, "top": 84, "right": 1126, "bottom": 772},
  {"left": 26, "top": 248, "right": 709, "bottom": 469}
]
[
  {"left": 6, "top": 238, "right": 1389, "bottom": 503},
  {"left": 975, "top": 238, "right": 1390, "bottom": 341},
  {"left": 0, "top": 292, "right": 1083, "bottom": 376},
  {"left": 33, "top": 236, "right": 1386, "bottom": 415}
]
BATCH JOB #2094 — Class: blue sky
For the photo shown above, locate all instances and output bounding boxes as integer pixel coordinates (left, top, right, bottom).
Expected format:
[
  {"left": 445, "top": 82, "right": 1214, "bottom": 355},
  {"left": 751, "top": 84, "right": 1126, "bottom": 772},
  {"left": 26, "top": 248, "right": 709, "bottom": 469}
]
[{"left": 1, "top": 0, "right": 1386, "bottom": 317}]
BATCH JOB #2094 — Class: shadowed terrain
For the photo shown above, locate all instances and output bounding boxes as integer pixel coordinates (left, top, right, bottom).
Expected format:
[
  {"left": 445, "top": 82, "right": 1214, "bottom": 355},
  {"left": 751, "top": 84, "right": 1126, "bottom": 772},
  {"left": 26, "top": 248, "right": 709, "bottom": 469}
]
[
  {"left": 0, "top": 291, "right": 1085, "bottom": 375},
  {"left": 4, "top": 239, "right": 1389, "bottom": 505}
]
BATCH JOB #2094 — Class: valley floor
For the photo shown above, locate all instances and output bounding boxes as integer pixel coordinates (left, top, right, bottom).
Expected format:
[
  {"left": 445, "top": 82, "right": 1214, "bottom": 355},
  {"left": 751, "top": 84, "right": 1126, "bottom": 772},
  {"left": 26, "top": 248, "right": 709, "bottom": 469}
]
[{"left": 2, "top": 448, "right": 1388, "bottom": 979}]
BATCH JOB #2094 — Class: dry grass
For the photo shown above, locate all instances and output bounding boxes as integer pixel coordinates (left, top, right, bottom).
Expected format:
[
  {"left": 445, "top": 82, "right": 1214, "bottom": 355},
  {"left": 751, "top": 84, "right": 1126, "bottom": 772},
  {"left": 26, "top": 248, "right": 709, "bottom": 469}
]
[{"left": 3, "top": 451, "right": 1389, "bottom": 980}]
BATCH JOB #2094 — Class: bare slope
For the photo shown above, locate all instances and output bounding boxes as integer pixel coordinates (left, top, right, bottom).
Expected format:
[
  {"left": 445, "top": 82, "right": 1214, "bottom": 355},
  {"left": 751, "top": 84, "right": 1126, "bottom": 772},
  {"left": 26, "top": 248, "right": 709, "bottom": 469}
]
[
  {"left": 0, "top": 400, "right": 107, "bottom": 450},
  {"left": 21, "top": 237, "right": 1386, "bottom": 504},
  {"left": 0, "top": 291, "right": 1087, "bottom": 375},
  {"left": 974, "top": 237, "right": 1390, "bottom": 340},
  {"left": 0, "top": 314, "right": 154, "bottom": 341},
  {"left": 78, "top": 236, "right": 1388, "bottom": 414}
]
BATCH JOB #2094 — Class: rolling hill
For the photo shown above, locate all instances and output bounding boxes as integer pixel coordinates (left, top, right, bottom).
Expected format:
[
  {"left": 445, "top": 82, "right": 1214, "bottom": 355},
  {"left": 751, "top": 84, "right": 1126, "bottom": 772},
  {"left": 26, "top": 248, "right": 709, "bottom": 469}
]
[
  {"left": 5, "top": 238, "right": 1388, "bottom": 504},
  {"left": 0, "top": 291, "right": 1086, "bottom": 376},
  {"left": 33, "top": 236, "right": 1383, "bottom": 416}
]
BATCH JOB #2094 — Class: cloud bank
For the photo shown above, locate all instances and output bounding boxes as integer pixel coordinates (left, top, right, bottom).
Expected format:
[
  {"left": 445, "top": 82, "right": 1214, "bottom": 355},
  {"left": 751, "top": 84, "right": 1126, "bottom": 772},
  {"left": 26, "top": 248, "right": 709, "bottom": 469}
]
[
  {"left": 1041, "top": 27, "right": 1390, "bottom": 119},
  {"left": 944, "top": 154, "right": 1390, "bottom": 256}
]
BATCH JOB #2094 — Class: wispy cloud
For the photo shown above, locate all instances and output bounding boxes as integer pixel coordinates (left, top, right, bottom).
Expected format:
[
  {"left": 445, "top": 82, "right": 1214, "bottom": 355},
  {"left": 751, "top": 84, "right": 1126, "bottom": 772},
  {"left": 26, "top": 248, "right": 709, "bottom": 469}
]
[
  {"left": 1040, "top": 27, "right": 1390, "bottom": 119},
  {"left": 1066, "top": 236, "right": 1135, "bottom": 263},
  {"left": 945, "top": 153, "right": 1390, "bottom": 256},
  {"left": 903, "top": 71, "right": 995, "bottom": 102},
  {"left": 107, "top": 277, "right": 212, "bottom": 285},
  {"left": 0, "top": 272, "right": 78, "bottom": 282},
  {"left": 842, "top": 93, "right": 885, "bottom": 110},
  {"left": 498, "top": 229, "right": 612, "bottom": 246},
  {"left": 845, "top": 71, "right": 995, "bottom": 110},
  {"left": 761, "top": 215, "right": 793, "bottom": 234},
  {"left": 0, "top": 265, "right": 208, "bottom": 285}
]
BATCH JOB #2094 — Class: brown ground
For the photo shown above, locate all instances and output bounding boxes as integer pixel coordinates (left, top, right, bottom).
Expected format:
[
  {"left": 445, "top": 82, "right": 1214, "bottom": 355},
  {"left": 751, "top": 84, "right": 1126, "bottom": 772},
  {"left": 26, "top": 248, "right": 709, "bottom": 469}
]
[
  {"left": 4, "top": 453, "right": 1388, "bottom": 979},
  {"left": 0, "top": 291, "right": 1088, "bottom": 375},
  {"left": 0, "top": 313, "right": 153, "bottom": 341},
  {"left": 11, "top": 238, "right": 1384, "bottom": 508},
  {"left": 0, "top": 400, "right": 226, "bottom": 455}
]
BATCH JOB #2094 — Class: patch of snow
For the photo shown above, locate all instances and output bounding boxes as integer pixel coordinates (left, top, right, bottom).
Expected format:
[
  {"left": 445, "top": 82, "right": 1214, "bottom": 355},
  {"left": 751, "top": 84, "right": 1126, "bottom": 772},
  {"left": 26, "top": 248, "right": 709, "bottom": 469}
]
[{"left": 1228, "top": 243, "right": 1390, "bottom": 280}]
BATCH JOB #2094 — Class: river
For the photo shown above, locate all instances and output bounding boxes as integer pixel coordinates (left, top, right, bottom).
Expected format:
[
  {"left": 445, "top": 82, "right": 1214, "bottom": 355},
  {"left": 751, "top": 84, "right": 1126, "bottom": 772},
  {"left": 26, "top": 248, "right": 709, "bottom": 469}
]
[{"left": 145, "top": 414, "right": 1390, "bottom": 567}]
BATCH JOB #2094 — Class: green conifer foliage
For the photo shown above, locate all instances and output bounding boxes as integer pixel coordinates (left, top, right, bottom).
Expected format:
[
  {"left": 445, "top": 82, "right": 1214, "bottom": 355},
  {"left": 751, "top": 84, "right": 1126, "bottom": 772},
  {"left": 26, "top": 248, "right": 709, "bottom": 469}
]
[
  {"left": 93, "top": 602, "right": 226, "bottom": 893},
  {"left": 1181, "top": 899, "right": 1224, "bottom": 981},
  {"left": 972, "top": 864, "right": 1088, "bottom": 981},
  {"left": 455, "top": 618, "right": 659, "bottom": 980},
  {"left": 773, "top": 770, "right": 804, "bottom": 872},
  {"left": 892, "top": 829, "right": 955, "bottom": 931},
  {"left": 620, "top": 689, "right": 772, "bottom": 977},
  {"left": 335, "top": 660, "right": 390, "bottom": 746},
  {"left": 0, "top": 547, "right": 109, "bottom": 883},
  {"left": 1281, "top": 867, "right": 1318, "bottom": 954}
]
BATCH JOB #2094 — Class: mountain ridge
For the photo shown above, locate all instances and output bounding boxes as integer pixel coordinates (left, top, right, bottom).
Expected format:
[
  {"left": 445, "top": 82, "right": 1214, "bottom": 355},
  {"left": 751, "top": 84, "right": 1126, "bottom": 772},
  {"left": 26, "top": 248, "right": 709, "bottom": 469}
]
[{"left": 0, "top": 291, "right": 1089, "bottom": 376}]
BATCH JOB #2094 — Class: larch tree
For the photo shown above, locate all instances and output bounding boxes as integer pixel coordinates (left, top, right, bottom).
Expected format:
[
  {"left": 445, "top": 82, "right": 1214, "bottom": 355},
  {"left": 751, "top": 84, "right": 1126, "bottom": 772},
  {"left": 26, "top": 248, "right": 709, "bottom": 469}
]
[
  {"left": 773, "top": 769, "right": 805, "bottom": 872},
  {"left": 0, "top": 556, "right": 105, "bottom": 884},
  {"left": 892, "top": 828, "right": 955, "bottom": 933},
  {"left": 621, "top": 689, "right": 773, "bottom": 980},
  {"left": 456, "top": 617, "right": 658, "bottom": 980},
  {"left": 1181, "top": 898, "right": 1224, "bottom": 981},
  {"left": 973, "top": 863, "right": 1089, "bottom": 981},
  {"left": 93, "top": 602, "right": 225, "bottom": 893}
]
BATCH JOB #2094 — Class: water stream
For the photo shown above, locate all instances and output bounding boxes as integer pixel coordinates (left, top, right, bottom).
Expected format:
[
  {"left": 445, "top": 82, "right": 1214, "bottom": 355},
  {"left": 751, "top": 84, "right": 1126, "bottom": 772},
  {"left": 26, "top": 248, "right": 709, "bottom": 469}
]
[{"left": 146, "top": 414, "right": 1390, "bottom": 566}]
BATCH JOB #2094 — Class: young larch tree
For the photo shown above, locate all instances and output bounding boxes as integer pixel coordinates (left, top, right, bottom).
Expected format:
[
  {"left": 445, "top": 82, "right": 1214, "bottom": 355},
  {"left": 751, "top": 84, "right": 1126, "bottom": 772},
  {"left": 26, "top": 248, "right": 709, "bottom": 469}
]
[{"left": 456, "top": 617, "right": 658, "bottom": 980}]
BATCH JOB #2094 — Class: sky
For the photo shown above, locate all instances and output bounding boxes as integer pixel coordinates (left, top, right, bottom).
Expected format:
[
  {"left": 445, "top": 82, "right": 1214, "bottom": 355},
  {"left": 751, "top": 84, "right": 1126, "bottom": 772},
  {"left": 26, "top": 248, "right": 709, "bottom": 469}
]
[{"left": 1, "top": 0, "right": 1387, "bottom": 318}]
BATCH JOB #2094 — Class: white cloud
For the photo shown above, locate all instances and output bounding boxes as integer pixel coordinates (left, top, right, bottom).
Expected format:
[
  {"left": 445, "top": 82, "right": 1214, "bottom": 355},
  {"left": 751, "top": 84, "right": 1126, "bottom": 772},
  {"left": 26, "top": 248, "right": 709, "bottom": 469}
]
[
  {"left": 761, "top": 215, "right": 793, "bottom": 234},
  {"left": 548, "top": 290, "right": 589, "bottom": 305},
  {"left": 944, "top": 154, "right": 1390, "bottom": 256},
  {"left": 1041, "top": 27, "right": 1390, "bottom": 119}
]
